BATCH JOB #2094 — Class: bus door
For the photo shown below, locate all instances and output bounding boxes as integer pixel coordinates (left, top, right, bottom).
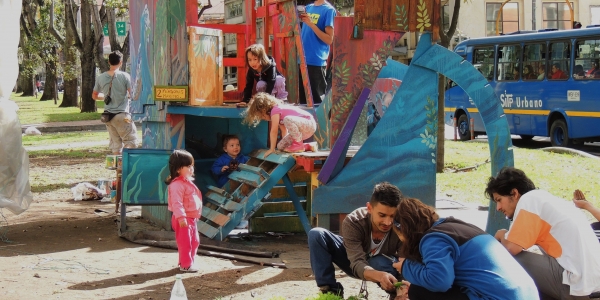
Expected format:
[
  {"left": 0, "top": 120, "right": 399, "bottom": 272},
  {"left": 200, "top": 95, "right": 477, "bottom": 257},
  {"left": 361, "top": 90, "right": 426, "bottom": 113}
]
[{"left": 497, "top": 44, "right": 532, "bottom": 136}]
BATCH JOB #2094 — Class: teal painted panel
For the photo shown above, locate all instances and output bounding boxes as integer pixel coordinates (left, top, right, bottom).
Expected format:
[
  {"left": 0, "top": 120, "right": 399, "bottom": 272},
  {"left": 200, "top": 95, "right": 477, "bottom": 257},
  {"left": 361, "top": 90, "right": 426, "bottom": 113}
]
[
  {"left": 409, "top": 34, "right": 514, "bottom": 234},
  {"left": 141, "top": 206, "right": 171, "bottom": 230},
  {"left": 122, "top": 149, "right": 172, "bottom": 205},
  {"left": 313, "top": 35, "right": 439, "bottom": 213}
]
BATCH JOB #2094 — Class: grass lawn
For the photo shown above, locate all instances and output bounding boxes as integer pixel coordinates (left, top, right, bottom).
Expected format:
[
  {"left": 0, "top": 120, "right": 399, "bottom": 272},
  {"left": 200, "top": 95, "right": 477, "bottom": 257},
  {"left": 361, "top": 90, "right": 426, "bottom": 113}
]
[
  {"left": 11, "top": 92, "right": 105, "bottom": 124},
  {"left": 438, "top": 141, "right": 600, "bottom": 210}
]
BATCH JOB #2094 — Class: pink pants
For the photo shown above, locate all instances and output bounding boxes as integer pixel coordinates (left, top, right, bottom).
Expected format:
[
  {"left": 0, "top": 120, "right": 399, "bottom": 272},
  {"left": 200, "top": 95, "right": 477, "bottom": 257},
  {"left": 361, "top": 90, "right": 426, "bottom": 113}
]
[
  {"left": 277, "top": 116, "right": 317, "bottom": 150},
  {"left": 171, "top": 215, "right": 200, "bottom": 269}
]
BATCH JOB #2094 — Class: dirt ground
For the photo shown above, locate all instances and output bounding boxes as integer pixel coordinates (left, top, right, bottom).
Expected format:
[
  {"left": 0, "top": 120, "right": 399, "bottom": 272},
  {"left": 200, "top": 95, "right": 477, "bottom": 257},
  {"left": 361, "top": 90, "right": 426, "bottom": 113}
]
[{"left": 0, "top": 159, "right": 392, "bottom": 300}]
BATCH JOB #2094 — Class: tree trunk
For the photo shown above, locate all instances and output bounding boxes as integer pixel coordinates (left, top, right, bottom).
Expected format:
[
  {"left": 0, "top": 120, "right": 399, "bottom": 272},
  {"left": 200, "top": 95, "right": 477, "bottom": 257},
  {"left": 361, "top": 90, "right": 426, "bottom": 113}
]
[
  {"left": 435, "top": 0, "right": 462, "bottom": 173},
  {"left": 60, "top": 13, "right": 79, "bottom": 107},
  {"left": 40, "top": 47, "right": 59, "bottom": 101},
  {"left": 80, "top": 0, "right": 97, "bottom": 113},
  {"left": 20, "top": 73, "right": 36, "bottom": 97},
  {"left": 436, "top": 74, "right": 446, "bottom": 172}
]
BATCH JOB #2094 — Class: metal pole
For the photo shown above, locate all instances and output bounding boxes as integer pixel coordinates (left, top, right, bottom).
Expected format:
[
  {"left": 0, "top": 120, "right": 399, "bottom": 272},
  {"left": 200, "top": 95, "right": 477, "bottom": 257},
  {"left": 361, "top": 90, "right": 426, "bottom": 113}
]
[
  {"left": 453, "top": 117, "right": 457, "bottom": 141},
  {"left": 470, "top": 118, "right": 475, "bottom": 140}
]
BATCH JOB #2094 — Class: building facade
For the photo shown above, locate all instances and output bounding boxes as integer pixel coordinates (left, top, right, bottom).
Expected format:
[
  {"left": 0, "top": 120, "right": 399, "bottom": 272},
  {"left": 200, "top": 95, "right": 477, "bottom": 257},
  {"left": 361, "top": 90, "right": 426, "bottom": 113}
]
[{"left": 448, "top": 0, "right": 600, "bottom": 40}]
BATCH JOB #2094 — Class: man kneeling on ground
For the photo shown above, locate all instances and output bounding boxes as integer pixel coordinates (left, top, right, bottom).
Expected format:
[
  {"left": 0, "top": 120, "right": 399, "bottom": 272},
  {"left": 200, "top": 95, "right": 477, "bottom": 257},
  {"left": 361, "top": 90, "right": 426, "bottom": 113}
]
[
  {"left": 486, "top": 167, "right": 600, "bottom": 300},
  {"left": 308, "top": 182, "right": 403, "bottom": 299}
]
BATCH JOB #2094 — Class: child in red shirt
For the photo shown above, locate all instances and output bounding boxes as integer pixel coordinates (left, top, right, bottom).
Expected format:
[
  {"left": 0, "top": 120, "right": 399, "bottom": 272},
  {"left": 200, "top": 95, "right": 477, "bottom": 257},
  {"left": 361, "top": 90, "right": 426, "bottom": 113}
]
[{"left": 166, "top": 149, "right": 202, "bottom": 272}]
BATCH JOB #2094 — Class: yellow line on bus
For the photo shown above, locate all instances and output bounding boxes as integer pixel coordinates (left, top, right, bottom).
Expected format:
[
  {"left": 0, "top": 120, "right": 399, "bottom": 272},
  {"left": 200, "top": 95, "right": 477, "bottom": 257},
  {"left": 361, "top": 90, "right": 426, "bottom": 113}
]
[{"left": 445, "top": 107, "right": 600, "bottom": 117}]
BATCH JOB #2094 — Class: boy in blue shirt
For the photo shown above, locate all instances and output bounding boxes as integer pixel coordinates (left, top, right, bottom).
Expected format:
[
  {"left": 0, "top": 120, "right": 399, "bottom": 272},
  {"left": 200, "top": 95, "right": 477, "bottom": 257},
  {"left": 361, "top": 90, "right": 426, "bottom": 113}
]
[
  {"left": 298, "top": 0, "right": 336, "bottom": 105},
  {"left": 211, "top": 135, "right": 249, "bottom": 187}
]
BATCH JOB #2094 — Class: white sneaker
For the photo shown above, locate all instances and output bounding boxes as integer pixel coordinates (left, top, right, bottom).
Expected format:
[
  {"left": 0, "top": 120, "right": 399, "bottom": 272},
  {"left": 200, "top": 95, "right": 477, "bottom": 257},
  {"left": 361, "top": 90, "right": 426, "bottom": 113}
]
[{"left": 179, "top": 266, "right": 199, "bottom": 273}]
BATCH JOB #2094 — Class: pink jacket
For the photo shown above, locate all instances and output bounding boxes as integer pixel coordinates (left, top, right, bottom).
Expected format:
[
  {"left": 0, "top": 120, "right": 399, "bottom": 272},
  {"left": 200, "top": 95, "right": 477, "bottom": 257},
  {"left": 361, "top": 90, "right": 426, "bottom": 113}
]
[{"left": 167, "top": 176, "right": 202, "bottom": 219}]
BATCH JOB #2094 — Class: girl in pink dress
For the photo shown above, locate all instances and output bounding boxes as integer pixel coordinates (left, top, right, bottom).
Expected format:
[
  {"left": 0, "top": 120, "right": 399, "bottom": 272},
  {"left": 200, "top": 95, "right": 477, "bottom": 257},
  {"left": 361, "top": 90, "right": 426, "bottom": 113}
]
[{"left": 243, "top": 93, "right": 316, "bottom": 156}]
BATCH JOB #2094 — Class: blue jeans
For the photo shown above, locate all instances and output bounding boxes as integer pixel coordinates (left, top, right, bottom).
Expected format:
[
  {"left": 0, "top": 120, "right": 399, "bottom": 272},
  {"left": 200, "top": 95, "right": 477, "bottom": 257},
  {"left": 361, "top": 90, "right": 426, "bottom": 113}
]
[{"left": 308, "top": 227, "right": 399, "bottom": 288}]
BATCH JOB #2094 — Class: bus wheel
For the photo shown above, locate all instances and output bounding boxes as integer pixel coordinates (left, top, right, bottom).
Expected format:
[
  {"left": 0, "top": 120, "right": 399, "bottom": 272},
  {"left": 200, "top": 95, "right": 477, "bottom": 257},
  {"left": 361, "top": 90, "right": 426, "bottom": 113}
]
[
  {"left": 457, "top": 114, "right": 471, "bottom": 141},
  {"left": 550, "top": 119, "right": 571, "bottom": 147}
]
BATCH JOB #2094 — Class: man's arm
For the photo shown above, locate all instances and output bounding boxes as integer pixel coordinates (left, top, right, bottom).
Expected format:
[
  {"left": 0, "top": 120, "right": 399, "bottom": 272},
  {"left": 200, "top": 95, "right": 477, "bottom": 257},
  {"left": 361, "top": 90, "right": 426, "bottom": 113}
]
[{"left": 495, "top": 229, "right": 523, "bottom": 256}]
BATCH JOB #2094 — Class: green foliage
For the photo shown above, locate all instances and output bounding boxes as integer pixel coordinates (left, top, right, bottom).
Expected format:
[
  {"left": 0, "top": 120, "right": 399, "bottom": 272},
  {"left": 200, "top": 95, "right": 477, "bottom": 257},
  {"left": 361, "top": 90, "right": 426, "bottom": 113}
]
[
  {"left": 104, "top": 0, "right": 129, "bottom": 17},
  {"left": 395, "top": 4, "right": 408, "bottom": 31},
  {"left": 304, "top": 292, "right": 345, "bottom": 300},
  {"left": 421, "top": 95, "right": 438, "bottom": 162},
  {"left": 167, "top": 0, "right": 187, "bottom": 38},
  {"left": 20, "top": 0, "right": 64, "bottom": 78},
  {"left": 416, "top": 0, "right": 432, "bottom": 32}
]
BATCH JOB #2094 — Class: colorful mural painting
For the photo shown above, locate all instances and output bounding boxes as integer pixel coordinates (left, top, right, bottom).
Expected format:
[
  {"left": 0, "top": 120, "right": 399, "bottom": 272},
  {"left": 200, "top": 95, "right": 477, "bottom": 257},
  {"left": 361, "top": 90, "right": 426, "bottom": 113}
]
[
  {"left": 273, "top": 1, "right": 313, "bottom": 106},
  {"left": 329, "top": 17, "right": 403, "bottom": 145},
  {"left": 314, "top": 33, "right": 441, "bottom": 213},
  {"left": 188, "top": 26, "right": 224, "bottom": 107},
  {"left": 353, "top": 0, "right": 441, "bottom": 41},
  {"left": 122, "top": 0, "right": 520, "bottom": 236},
  {"left": 129, "top": 0, "right": 188, "bottom": 150}
]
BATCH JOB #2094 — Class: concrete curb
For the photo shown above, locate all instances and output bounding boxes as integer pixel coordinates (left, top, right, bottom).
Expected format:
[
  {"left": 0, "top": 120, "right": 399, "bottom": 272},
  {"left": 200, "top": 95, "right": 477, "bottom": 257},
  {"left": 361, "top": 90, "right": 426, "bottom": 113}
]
[{"left": 21, "top": 121, "right": 106, "bottom": 133}]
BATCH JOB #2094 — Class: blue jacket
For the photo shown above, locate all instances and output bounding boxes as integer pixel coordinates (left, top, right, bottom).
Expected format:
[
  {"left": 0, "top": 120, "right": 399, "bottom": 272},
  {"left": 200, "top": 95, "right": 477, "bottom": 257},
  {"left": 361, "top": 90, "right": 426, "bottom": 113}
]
[
  {"left": 402, "top": 217, "right": 539, "bottom": 300},
  {"left": 211, "top": 153, "right": 249, "bottom": 187}
]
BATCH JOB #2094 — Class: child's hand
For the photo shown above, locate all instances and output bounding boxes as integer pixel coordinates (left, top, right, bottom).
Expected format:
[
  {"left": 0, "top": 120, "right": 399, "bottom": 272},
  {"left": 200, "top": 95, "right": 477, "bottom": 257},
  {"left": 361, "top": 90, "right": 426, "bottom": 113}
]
[
  {"left": 221, "top": 165, "right": 229, "bottom": 173},
  {"left": 178, "top": 217, "right": 188, "bottom": 228},
  {"left": 392, "top": 257, "right": 405, "bottom": 272},
  {"left": 263, "top": 148, "right": 275, "bottom": 158},
  {"left": 573, "top": 189, "right": 590, "bottom": 210}
]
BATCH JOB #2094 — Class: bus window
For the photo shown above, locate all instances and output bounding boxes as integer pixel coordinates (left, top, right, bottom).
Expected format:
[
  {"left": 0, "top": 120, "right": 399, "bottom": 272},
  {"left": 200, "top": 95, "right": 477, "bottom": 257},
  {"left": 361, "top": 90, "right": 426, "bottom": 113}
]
[
  {"left": 549, "top": 41, "right": 570, "bottom": 80},
  {"left": 497, "top": 45, "right": 521, "bottom": 81},
  {"left": 523, "top": 43, "right": 546, "bottom": 80},
  {"left": 575, "top": 38, "right": 600, "bottom": 79},
  {"left": 473, "top": 47, "right": 494, "bottom": 81}
]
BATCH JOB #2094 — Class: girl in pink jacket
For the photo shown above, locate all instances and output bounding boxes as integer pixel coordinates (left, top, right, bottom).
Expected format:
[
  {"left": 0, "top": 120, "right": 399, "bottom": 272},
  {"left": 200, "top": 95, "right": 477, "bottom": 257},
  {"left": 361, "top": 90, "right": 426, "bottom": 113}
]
[{"left": 166, "top": 150, "right": 202, "bottom": 272}]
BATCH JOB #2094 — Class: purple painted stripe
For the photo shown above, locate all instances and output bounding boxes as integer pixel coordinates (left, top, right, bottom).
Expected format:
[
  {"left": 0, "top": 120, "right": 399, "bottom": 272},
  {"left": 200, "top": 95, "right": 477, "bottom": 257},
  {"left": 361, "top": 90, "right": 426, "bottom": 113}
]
[{"left": 318, "top": 88, "right": 371, "bottom": 184}]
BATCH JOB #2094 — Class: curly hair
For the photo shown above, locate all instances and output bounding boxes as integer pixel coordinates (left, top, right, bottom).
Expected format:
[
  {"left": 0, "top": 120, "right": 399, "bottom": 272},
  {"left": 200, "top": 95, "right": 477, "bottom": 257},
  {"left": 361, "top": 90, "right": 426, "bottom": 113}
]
[
  {"left": 394, "top": 197, "right": 439, "bottom": 263},
  {"left": 242, "top": 92, "right": 282, "bottom": 127},
  {"left": 484, "top": 167, "right": 536, "bottom": 198}
]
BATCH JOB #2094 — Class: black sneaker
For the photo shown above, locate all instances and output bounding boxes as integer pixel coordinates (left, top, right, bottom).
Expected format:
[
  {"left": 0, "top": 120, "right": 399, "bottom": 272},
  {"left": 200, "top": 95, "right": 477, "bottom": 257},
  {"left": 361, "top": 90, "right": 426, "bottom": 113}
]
[{"left": 318, "top": 282, "right": 344, "bottom": 298}]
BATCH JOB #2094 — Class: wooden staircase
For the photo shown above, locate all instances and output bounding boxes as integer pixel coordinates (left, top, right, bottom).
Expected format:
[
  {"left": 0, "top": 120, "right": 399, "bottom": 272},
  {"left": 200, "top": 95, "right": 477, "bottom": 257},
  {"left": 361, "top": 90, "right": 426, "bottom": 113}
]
[{"left": 198, "top": 149, "right": 308, "bottom": 240}]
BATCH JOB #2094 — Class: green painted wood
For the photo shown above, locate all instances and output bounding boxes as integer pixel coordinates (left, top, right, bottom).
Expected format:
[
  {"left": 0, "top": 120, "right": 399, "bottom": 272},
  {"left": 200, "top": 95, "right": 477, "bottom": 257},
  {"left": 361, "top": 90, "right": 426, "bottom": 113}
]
[
  {"left": 252, "top": 200, "right": 307, "bottom": 217},
  {"left": 250, "top": 216, "right": 305, "bottom": 233}
]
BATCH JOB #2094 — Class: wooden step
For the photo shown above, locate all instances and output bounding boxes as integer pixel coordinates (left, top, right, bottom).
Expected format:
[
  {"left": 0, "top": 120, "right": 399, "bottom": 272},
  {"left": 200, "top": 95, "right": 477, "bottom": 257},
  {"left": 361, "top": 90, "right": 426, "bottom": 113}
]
[{"left": 250, "top": 215, "right": 306, "bottom": 233}]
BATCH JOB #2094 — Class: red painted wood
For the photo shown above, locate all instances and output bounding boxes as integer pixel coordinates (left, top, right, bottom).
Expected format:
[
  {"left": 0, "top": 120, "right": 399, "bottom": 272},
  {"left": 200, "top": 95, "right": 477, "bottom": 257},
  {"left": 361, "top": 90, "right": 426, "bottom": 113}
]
[{"left": 186, "top": 0, "right": 198, "bottom": 27}]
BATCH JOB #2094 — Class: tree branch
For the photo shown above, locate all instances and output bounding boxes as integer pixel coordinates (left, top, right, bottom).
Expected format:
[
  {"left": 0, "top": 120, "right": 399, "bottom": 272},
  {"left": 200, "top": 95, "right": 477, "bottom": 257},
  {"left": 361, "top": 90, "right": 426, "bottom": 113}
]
[
  {"left": 440, "top": 0, "right": 461, "bottom": 47},
  {"left": 20, "top": 14, "right": 32, "bottom": 38},
  {"left": 49, "top": 0, "right": 65, "bottom": 45},
  {"left": 198, "top": 0, "right": 213, "bottom": 21},
  {"left": 92, "top": 2, "right": 110, "bottom": 72},
  {"left": 64, "top": 0, "right": 83, "bottom": 51},
  {"left": 107, "top": 7, "right": 120, "bottom": 51}
]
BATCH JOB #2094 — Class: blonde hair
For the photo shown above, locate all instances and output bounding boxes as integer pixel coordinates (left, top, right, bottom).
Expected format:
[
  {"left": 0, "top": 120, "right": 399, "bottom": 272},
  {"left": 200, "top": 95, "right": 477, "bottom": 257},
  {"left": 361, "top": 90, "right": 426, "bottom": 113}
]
[
  {"left": 245, "top": 44, "right": 270, "bottom": 69},
  {"left": 243, "top": 92, "right": 282, "bottom": 127}
]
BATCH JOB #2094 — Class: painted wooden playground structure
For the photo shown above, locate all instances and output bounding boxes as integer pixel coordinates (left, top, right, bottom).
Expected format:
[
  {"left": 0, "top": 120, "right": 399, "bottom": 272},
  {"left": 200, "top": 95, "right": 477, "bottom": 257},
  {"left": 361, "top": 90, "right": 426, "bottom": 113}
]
[{"left": 121, "top": 0, "right": 516, "bottom": 240}]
